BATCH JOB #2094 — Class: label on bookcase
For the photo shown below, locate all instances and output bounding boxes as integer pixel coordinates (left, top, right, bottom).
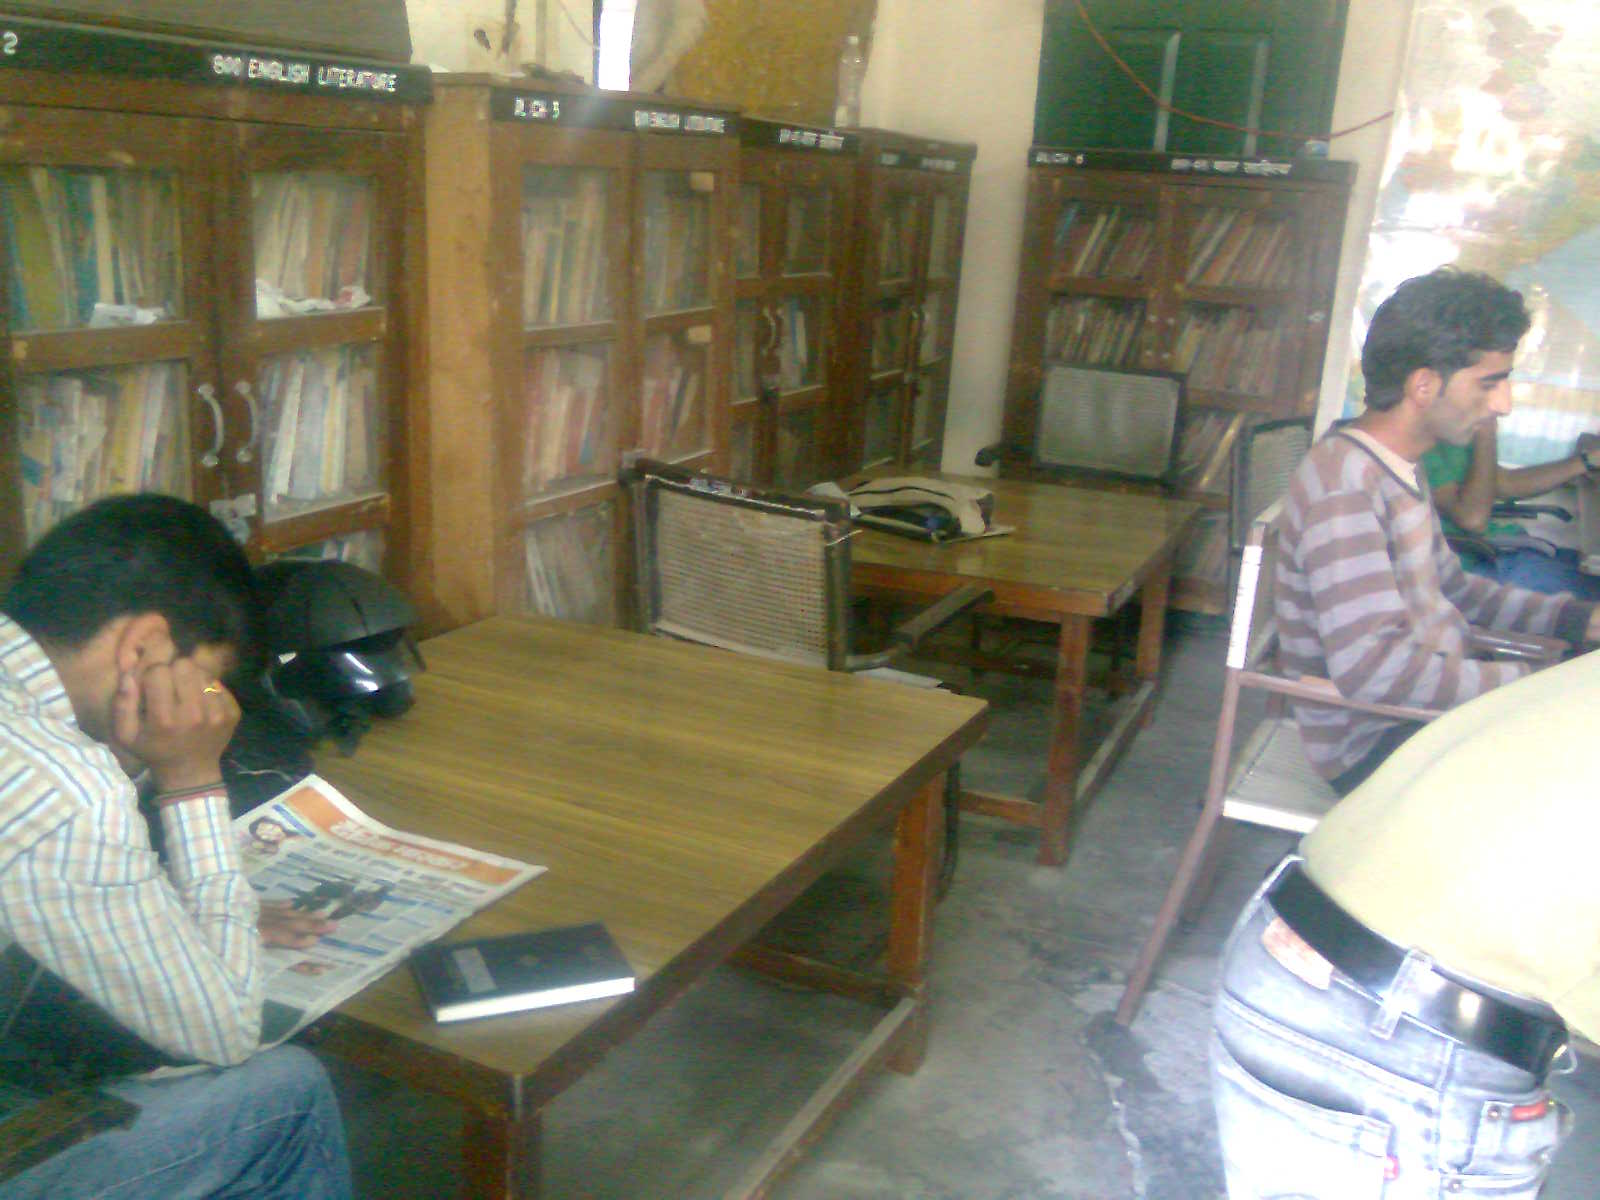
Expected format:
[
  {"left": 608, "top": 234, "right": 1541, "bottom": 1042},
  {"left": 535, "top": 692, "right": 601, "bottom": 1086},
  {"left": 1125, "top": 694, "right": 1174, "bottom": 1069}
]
[
  {"left": 740, "top": 120, "right": 857, "bottom": 154},
  {"left": 492, "top": 89, "right": 734, "bottom": 136},
  {"left": 0, "top": 14, "right": 429, "bottom": 102},
  {"left": 1028, "top": 145, "right": 1351, "bottom": 183}
]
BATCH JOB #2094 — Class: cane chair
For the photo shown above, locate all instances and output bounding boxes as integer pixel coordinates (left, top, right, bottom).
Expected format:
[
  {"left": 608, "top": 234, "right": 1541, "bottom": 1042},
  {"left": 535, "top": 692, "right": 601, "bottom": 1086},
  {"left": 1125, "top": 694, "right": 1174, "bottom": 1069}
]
[
  {"left": 976, "top": 365, "right": 1182, "bottom": 486},
  {"left": 1230, "top": 416, "right": 1312, "bottom": 554},
  {"left": 623, "top": 459, "right": 992, "bottom": 887},
  {"left": 1113, "top": 510, "right": 1567, "bottom": 1025}
]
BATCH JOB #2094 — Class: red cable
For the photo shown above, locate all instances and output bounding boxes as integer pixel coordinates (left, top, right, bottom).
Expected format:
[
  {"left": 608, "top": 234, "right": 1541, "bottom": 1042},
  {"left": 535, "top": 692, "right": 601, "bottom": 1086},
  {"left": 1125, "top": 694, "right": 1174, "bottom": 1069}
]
[{"left": 1069, "top": 0, "right": 1392, "bottom": 144}]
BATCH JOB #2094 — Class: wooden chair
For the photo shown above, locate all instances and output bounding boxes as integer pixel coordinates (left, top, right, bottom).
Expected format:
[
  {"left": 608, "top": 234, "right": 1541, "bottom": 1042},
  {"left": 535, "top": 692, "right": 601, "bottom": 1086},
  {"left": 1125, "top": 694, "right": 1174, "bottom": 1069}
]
[
  {"left": 1113, "top": 511, "right": 1567, "bottom": 1025},
  {"left": 622, "top": 458, "right": 991, "bottom": 888}
]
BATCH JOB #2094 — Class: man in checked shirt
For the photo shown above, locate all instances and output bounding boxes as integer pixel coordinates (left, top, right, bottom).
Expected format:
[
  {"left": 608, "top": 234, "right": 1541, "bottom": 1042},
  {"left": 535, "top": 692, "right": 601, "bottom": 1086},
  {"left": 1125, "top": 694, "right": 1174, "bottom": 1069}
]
[{"left": 0, "top": 495, "right": 351, "bottom": 1199}]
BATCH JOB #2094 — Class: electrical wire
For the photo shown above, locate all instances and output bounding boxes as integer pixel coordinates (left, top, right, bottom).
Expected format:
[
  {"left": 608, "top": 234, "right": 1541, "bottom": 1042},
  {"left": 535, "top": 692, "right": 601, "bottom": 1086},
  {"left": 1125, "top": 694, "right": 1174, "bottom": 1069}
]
[
  {"left": 1069, "top": 0, "right": 1392, "bottom": 145},
  {"left": 558, "top": 0, "right": 596, "bottom": 47}
]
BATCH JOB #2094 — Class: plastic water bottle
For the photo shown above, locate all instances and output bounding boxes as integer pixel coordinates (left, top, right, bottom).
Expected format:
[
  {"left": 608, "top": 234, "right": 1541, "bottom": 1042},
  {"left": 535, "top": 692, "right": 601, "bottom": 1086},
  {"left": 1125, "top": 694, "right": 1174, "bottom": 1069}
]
[{"left": 834, "top": 35, "right": 864, "bottom": 128}]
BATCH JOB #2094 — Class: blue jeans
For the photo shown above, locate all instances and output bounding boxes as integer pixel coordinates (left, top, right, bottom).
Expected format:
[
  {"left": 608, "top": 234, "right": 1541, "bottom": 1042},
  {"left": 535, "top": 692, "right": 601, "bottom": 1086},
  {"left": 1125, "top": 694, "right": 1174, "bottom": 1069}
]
[
  {"left": 0, "top": 1045, "right": 352, "bottom": 1200},
  {"left": 1211, "top": 859, "right": 1573, "bottom": 1198},
  {"left": 1462, "top": 546, "right": 1600, "bottom": 601}
]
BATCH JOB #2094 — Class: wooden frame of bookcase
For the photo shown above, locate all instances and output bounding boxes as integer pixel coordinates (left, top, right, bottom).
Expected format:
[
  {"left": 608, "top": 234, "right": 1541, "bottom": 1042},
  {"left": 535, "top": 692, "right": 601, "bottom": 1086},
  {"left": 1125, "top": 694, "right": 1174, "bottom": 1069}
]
[
  {"left": 732, "top": 118, "right": 859, "bottom": 490},
  {"left": 0, "top": 20, "right": 425, "bottom": 588},
  {"left": 841, "top": 130, "right": 975, "bottom": 474},
  {"left": 999, "top": 149, "right": 1352, "bottom": 613}
]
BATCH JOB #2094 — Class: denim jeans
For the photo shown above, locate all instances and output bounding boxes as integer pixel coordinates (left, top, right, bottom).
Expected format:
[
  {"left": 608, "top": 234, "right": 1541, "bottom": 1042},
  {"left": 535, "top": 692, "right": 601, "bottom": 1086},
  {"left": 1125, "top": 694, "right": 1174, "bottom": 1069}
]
[
  {"left": 1211, "top": 859, "right": 1573, "bottom": 1199},
  {"left": 0, "top": 1045, "right": 352, "bottom": 1200},
  {"left": 1462, "top": 546, "right": 1600, "bottom": 602}
]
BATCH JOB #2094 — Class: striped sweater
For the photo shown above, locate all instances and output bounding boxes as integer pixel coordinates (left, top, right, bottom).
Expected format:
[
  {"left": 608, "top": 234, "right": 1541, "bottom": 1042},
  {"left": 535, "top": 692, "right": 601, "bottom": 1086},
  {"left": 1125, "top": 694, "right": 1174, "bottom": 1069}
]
[{"left": 1276, "top": 431, "right": 1591, "bottom": 779}]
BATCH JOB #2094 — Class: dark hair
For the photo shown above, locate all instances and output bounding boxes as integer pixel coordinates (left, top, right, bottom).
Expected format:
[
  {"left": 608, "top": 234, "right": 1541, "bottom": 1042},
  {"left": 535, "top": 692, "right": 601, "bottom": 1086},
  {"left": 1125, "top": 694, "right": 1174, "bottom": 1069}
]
[
  {"left": 3, "top": 493, "right": 258, "bottom": 660},
  {"left": 1360, "top": 267, "right": 1530, "bottom": 410}
]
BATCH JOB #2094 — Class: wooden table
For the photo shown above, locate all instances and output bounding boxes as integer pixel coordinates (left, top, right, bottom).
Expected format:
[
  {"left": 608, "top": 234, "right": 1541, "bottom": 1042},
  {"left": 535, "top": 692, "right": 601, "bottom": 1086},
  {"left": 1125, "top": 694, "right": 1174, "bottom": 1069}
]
[
  {"left": 309, "top": 615, "right": 988, "bottom": 1198},
  {"left": 850, "top": 473, "right": 1199, "bottom": 866}
]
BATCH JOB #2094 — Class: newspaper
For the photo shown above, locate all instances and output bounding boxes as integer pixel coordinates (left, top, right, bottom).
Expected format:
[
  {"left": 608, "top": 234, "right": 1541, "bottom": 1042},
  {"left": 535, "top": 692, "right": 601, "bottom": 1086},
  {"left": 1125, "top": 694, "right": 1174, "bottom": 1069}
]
[{"left": 234, "top": 775, "right": 544, "bottom": 1044}]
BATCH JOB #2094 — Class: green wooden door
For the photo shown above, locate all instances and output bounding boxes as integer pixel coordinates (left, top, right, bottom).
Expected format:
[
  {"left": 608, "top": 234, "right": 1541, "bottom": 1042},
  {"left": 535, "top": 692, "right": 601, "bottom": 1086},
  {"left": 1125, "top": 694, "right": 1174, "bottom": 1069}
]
[{"left": 1034, "top": 0, "right": 1348, "bottom": 159}]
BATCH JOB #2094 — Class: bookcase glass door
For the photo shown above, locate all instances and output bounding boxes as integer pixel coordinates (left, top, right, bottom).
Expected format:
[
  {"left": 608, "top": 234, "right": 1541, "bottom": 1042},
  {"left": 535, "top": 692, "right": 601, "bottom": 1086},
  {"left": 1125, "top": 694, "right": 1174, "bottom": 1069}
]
[
  {"left": 0, "top": 108, "right": 214, "bottom": 565},
  {"left": 230, "top": 124, "right": 404, "bottom": 568},
  {"left": 638, "top": 326, "right": 711, "bottom": 460},
  {"left": 728, "top": 145, "right": 849, "bottom": 490},
  {"left": 640, "top": 169, "right": 712, "bottom": 315},
  {"left": 14, "top": 361, "right": 192, "bottom": 544}
]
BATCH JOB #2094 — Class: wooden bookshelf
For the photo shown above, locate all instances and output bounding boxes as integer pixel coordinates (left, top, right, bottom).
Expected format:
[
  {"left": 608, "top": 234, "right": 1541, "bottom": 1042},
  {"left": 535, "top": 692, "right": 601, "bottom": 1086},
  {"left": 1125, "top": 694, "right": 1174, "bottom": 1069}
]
[
  {"left": 416, "top": 79, "right": 736, "bottom": 634},
  {"left": 0, "top": 14, "right": 427, "bottom": 584},
  {"left": 840, "top": 130, "right": 975, "bottom": 472},
  {"left": 1001, "top": 148, "right": 1353, "bottom": 613},
  {"left": 729, "top": 117, "right": 858, "bottom": 490}
]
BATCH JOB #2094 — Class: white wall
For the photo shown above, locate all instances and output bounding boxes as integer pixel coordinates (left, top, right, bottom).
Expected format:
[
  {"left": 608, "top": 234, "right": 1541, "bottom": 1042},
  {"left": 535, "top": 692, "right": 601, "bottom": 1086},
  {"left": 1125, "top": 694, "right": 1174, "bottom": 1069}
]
[
  {"left": 860, "top": 0, "right": 1413, "bottom": 462},
  {"left": 860, "top": 0, "right": 1047, "bottom": 472},
  {"left": 1313, "top": 0, "right": 1413, "bottom": 431}
]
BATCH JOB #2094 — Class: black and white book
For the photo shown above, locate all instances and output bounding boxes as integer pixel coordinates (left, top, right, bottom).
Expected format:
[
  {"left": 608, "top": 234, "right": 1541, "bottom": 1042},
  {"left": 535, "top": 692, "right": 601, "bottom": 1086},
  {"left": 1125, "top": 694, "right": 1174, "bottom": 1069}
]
[{"left": 410, "top": 922, "right": 635, "bottom": 1023}]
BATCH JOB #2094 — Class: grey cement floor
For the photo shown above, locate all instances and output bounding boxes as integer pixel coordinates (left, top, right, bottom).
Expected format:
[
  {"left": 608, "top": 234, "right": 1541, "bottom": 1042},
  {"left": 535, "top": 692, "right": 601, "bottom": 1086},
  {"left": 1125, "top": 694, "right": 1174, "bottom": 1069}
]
[{"left": 326, "top": 616, "right": 1600, "bottom": 1197}]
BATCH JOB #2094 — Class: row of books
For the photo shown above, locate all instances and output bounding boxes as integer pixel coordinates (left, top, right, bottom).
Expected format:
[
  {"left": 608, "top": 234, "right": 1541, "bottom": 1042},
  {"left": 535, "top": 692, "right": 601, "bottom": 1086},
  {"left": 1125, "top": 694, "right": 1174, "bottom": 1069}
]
[
  {"left": 1185, "top": 209, "right": 1294, "bottom": 288},
  {"left": 639, "top": 178, "right": 711, "bottom": 314},
  {"left": 878, "top": 197, "right": 915, "bottom": 281},
  {"left": 522, "top": 508, "right": 613, "bottom": 625},
  {"left": 1044, "top": 296, "right": 1148, "bottom": 367},
  {"left": 784, "top": 191, "right": 830, "bottom": 275},
  {"left": 926, "top": 194, "right": 953, "bottom": 278},
  {"left": 775, "top": 410, "right": 822, "bottom": 490},
  {"left": 1051, "top": 202, "right": 1156, "bottom": 281},
  {"left": 732, "top": 297, "right": 818, "bottom": 398},
  {"left": 275, "top": 529, "right": 385, "bottom": 574},
  {"left": 260, "top": 345, "right": 381, "bottom": 511},
  {"left": 639, "top": 333, "right": 706, "bottom": 458},
  {"left": 522, "top": 172, "right": 611, "bottom": 328},
  {"left": 1172, "top": 410, "right": 1244, "bottom": 492},
  {"left": 1173, "top": 511, "right": 1229, "bottom": 583},
  {"left": 252, "top": 172, "right": 372, "bottom": 312},
  {"left": 521, "top": 347, "right": 610, "bottom": 495},
  {"left": 1, "top": 166, "right": 181, "bottom": 331},
  {"left": 871, "top": 304, "right": 905, "bottom": 373},
  {"left": 1175, "top": 307, "right": 1284, "bottom": 397},
  {"left": 16, "top": 364, "right": 187, "bottom": 542}
]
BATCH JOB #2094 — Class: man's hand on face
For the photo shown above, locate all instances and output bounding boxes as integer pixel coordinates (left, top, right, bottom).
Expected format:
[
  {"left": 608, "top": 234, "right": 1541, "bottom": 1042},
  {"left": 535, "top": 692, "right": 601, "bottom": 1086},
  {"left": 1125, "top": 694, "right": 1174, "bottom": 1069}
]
[
  {"left": 111, "top": 656, "right": 240, "bottom": 793},
  {"left": 257, "top": 900, "right": 338, "bottom": 949}
]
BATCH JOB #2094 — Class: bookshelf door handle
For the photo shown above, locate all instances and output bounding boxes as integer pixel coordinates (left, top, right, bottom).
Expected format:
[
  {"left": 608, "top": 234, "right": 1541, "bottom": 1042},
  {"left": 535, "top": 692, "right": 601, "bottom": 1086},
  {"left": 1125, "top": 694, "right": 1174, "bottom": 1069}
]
[
  {"left": 197, "top": 383, "right": 225, "bottom": 470},
  {"left": 234, "top": 380, "right": 259, "bottom": 464}
]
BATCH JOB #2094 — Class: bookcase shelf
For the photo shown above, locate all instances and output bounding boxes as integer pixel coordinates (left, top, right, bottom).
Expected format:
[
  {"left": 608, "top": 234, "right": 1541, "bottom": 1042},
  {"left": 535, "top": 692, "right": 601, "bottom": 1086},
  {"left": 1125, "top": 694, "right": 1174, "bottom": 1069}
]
[
  {"left": 728, "top": 118, "right": 858, "bottom": 491},
  {"left": 1001, "top": 148, "right": 1352, "bottom": 613},
  {"left": 416, "top": 78, "right": 736, "bottom": 634},
  {"left": 0, "top": 15, "right": 426, "bottom": 583},
  {"left": 839, "top": 130, "right": 976, "bottom": 473}
]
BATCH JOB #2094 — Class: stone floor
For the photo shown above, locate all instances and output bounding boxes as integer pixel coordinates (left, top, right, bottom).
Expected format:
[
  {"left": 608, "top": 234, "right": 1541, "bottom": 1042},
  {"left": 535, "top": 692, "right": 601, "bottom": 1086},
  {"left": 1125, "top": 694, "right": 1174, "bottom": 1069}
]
[{"left": 328, "top": 615, "right": 1600, "bottom": 1198}]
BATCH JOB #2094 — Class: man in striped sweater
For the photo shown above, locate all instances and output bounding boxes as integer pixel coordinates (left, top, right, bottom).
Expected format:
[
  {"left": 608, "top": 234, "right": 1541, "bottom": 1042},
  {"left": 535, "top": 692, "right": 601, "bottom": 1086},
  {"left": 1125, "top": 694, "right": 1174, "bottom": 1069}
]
[{"left": 1278, "top": 268, "right": 1599, "bottom": 795}]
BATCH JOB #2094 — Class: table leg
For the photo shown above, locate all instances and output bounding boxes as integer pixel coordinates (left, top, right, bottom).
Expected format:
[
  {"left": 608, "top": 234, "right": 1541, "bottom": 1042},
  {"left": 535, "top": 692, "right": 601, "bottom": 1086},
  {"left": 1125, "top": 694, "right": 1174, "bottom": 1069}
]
[
  {"left": 1135, "top": 560, "right": 1172, "bottom": 684},
  {"left": 886, "top": 775, "right": 940, "bottom": 1074},
  {"left": 463, "top": 1109, "right": 540, "bottom": 1199},
  {"left": 1038, "top": 613, "right": 1090, "bottom": 866}
]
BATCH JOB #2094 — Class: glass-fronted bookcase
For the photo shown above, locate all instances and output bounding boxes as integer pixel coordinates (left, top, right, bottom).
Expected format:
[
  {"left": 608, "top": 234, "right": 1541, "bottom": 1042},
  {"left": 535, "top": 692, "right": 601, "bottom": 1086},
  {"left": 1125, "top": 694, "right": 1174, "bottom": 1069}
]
[
  {"left": 419, "top": 79, "right": 736, "bottom": 633},
  {"left": 1000, "top": 148, "right": 1353, "bottom": 612},
  {"left": 729, "top": 118, "right": 857, "bottom": 490},
  {"left": 0, "top": 17, "right": 426, "bottom": 583},
  {"left": 842, "top": 131, "right": 975, "bottom": 472}
]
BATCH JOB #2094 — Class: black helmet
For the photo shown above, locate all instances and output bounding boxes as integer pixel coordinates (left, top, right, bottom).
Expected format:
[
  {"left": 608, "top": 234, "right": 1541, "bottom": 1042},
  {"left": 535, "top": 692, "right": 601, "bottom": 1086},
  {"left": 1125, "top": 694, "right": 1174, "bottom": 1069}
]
[{"left": 256, "top": 560, "right": 424, "bottom": 749}]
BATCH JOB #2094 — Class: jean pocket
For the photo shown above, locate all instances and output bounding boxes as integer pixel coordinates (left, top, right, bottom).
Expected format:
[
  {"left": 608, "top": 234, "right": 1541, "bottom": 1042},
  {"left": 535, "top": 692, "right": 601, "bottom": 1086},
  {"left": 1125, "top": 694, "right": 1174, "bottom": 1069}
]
[
  {"left": 1449, "top": 1093, "right": 1570, "bottom": 1195},
  {"left": 1211, "top": 1033, "right": 1392, "bottom": 1199}
]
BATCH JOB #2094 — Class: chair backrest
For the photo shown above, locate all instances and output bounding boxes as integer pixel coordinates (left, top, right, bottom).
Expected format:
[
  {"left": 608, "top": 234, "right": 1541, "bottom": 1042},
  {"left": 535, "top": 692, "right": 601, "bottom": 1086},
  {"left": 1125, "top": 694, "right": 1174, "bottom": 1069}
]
[
  {"left": 1031, "top": 365, "right": 1181, "bottom": 482},
  {"left": 1231, "top": 416, "right": 1312, "bottom": 552},
  {"left": 625, "top": 460, "right": 852, "bottom": 669}
]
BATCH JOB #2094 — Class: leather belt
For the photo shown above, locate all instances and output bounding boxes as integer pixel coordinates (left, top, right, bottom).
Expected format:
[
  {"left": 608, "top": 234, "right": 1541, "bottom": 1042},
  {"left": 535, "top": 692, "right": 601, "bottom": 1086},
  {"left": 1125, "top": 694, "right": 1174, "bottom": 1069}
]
[{"left": 1267, "top": 863, "right": 1567, "bottom": 1077}]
